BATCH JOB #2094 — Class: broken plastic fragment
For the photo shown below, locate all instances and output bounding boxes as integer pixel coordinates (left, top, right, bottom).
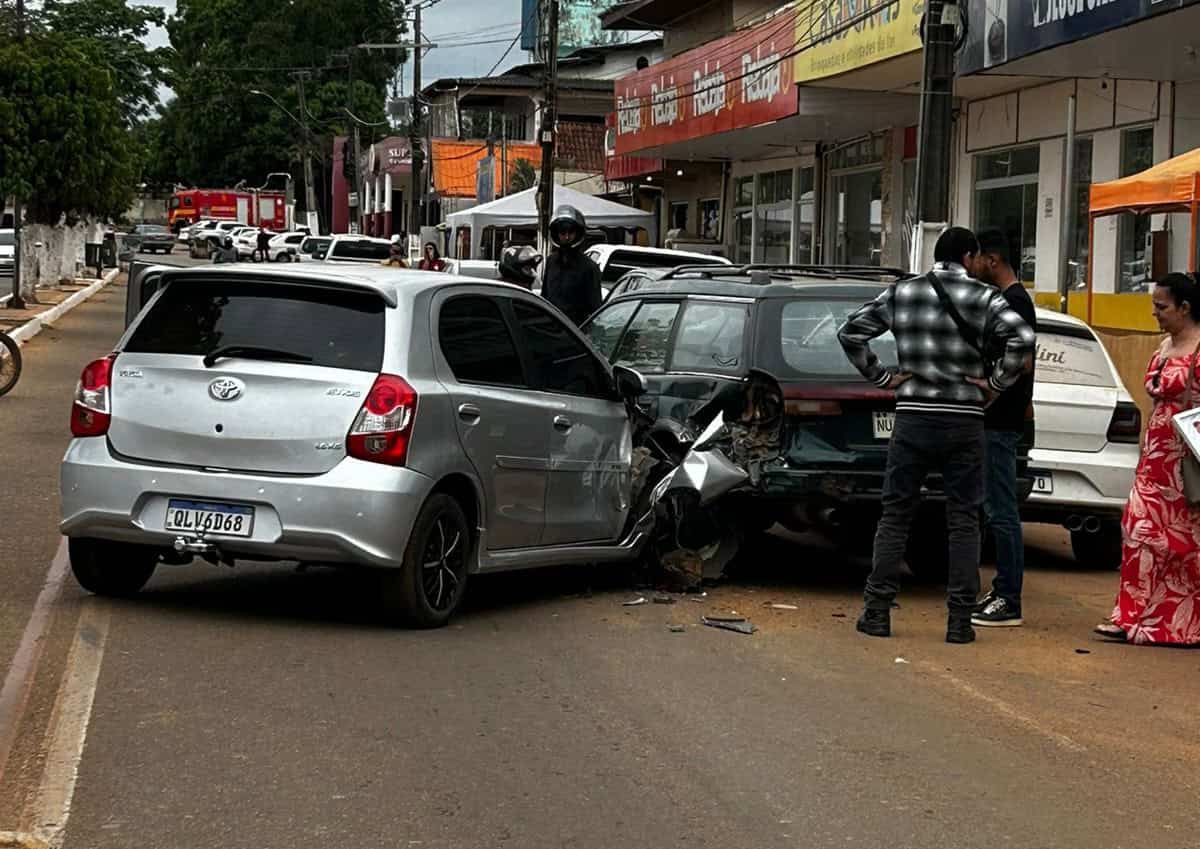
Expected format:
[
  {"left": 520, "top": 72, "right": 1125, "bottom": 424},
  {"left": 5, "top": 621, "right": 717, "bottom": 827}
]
[
  {"left": 767, "top": 603, "right": 798, "bottom": 610},
  {"left": 894, "top": 657, "right": 910, "bottom": 664},
  {"left": 702, "top": 615, "right": 757, "bottom": 635},
  {"left": 623, "top": 596, "right": 647, "bottom": 606}
]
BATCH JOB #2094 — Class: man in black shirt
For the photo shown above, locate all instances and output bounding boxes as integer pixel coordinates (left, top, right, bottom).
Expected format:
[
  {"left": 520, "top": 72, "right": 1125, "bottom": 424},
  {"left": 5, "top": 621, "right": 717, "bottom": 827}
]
[{"left": 970, "top": 228, "right": 1037, "bottom": 627}]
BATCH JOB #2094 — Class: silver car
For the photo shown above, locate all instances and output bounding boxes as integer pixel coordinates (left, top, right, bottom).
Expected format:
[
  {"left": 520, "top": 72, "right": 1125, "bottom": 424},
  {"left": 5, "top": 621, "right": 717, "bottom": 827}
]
[{"left": 61, "top": 264, "right": 648, "bottom": 627}]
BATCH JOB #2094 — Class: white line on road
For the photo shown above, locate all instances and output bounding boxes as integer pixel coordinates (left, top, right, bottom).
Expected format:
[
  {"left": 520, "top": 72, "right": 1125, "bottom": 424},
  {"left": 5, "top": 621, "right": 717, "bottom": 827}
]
[
  {"left": 30, "top": 600, "right": 110, "bottom": 848},
  {"left": 0, "top": 540, "right": 70, "bottom": 785},
  {"left": 921, "top": 661, "right": 1087, "bottom": 754}
]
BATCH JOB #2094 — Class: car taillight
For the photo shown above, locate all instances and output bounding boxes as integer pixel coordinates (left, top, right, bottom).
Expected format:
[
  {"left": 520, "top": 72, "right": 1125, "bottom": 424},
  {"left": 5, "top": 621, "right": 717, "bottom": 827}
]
[
  {"left": 1107, "top": 401, "right": 1141, "bottom": 444},
  {"left": 71, "top": 354, "right": 116, "bottom": 437},
  {"left": 346, "top": 374, "right": 418, "bottom": 466}
]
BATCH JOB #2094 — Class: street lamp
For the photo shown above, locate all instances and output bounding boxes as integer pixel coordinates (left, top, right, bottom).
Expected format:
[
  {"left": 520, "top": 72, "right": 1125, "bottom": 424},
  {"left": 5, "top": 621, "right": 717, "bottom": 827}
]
[{"left": 249, "top": 88, "right": 320, "bottom": 234}]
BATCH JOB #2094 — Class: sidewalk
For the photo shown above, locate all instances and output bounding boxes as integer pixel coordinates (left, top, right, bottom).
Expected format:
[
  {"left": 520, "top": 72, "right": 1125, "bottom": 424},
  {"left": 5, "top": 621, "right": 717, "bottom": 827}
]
[{"left": 0, "top": 269, "right": 121, "bottom": 347}]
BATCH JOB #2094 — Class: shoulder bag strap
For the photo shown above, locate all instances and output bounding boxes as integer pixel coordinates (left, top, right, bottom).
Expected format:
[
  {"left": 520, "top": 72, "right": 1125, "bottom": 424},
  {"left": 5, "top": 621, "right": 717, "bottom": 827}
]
[
  {"left": 1184, "top": 338, "right": 1200, "bottom": 409},
  {"left": 925, "top": 271, "right": 984, "bottom": 356}
]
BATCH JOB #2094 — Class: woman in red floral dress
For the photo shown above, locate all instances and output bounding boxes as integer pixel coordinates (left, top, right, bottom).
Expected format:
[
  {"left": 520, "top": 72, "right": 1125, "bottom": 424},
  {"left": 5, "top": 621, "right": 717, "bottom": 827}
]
[{"left": 1098, "top": 272, "right": 1200, "bottom": 644}]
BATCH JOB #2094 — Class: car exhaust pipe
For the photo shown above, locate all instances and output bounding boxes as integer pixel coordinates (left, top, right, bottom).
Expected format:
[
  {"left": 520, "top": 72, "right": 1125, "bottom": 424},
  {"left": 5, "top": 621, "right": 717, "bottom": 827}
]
[
  {"left": 1064, "top": 515, "right": 1084, "bottom": 533},
  {"left": 1083, "top": 516, "right": 1102, "bottom": 534},
  {"left": 173, "top": 536, "right": 233, "bottom": 567}
]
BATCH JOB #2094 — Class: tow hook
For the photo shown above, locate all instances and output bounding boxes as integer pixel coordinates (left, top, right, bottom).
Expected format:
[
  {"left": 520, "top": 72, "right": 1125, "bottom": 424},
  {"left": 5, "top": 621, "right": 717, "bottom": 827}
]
[{"left": 173, "top": 535, "right": 233, "bottom": 567}]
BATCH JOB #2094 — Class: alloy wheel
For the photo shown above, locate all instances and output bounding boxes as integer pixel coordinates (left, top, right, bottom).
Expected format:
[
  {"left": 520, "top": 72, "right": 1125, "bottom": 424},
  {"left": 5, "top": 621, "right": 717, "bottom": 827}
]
[{"left": 421, "top": 516, "right": 464, "bottom": 612}]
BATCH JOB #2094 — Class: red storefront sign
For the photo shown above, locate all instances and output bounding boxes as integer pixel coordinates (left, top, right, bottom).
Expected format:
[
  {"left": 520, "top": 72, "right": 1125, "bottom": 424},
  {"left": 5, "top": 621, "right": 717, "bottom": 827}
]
[
  {"left": 604, "top": 114, "right": 662, "bottom": 181},
  {"left": 613, "top": 9, "right": 798, "bottom": 157}
]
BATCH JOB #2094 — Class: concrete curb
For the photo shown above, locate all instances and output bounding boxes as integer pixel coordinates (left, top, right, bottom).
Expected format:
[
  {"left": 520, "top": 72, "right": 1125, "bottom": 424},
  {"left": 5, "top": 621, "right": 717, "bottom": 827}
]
[{"left": 7, "top": 268, "right": 120, "bottom": 347}]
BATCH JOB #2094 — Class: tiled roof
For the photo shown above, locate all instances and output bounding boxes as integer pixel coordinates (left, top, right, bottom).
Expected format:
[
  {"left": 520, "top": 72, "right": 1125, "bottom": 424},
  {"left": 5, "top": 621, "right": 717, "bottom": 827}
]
[{"left": 554, "top": 122, "right": 606, "bottom": 173}]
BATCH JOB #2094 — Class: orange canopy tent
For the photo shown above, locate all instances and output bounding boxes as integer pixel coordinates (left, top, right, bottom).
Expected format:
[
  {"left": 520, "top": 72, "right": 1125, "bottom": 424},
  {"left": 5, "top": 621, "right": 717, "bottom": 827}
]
[{"left": 1086, "top": 147, "right": 1200, "bottom": 321}]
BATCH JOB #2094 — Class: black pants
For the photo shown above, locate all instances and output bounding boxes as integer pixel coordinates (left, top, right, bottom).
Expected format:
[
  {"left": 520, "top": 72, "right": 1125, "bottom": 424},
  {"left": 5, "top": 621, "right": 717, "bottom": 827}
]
[{"left": 865, "top": 412, "right": 985, "bottom": 616}]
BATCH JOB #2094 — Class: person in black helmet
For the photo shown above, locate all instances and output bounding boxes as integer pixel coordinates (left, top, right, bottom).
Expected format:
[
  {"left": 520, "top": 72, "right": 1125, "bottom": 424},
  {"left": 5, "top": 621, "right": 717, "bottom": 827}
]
[
  {"left": 499, "top": 244, "right": 542, "bottom": 289},
  {"left": 542, "top": 204, "right": 601, "bottom": 325}
]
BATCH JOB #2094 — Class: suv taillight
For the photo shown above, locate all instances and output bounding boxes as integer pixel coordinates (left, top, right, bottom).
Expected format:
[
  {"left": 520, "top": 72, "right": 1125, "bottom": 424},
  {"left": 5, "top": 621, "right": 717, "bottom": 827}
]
[
  {"left": 1107, "top": 401, "right": 1141, "bottom": 444},
  {"left": 346, "top": 375, "right": 418, "bottom": 466},
  {"left": 71, "top": 355, "right": 116, "bottom": 437}
]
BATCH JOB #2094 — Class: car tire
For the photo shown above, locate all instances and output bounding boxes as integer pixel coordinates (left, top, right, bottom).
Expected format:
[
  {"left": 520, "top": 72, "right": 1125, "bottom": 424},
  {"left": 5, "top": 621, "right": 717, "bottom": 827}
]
[
  {"left": 381, "top": 494, "right": 471, "bottom": 628},
  {"left": 69, "top": 538, "right": 158, "bottom": 596},
  {"left": 1071, "top": 522, "right": 1123, "bottom": 570}
]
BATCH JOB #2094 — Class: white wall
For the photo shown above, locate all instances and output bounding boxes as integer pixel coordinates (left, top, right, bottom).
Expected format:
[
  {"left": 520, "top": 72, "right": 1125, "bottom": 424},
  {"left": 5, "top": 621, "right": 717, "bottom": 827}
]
[{"left": 961, "top": 78, "right": 1171, "bottom": 296}]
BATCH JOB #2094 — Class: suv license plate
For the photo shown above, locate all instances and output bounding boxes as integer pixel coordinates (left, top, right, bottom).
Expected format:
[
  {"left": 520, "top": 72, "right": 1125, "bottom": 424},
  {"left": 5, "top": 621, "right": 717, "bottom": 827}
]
[
  {"left": 872, "top": 411, "right": 896, "bottom": 440},
  {"left": 165, "top": 499, "right": 254, "bottom": 537},
  {"left": 1031, "top": 472, "right": 1054, "bottom": 495}
]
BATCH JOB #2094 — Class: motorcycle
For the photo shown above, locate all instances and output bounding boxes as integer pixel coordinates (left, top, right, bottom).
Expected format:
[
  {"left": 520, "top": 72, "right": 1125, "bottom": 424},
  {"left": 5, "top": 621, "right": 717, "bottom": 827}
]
[{"left": 0, "top": 330, "right": 21, "bottom": 397}]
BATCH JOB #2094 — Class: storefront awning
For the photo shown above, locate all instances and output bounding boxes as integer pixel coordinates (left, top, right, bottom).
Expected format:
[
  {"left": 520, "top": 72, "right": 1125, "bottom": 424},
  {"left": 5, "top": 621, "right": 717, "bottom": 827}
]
[{"left": 1090, "top": 146, "right": 1200, "bottom": 216}]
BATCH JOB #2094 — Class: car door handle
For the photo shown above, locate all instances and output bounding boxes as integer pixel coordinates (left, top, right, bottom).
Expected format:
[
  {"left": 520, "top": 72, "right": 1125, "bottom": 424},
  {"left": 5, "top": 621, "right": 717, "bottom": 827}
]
[
  {"left": 458, "top": 403, "right": 481, "bottom": 423},
  {"left": 553, "top": 415, "right": 573, "bottom": 432}
]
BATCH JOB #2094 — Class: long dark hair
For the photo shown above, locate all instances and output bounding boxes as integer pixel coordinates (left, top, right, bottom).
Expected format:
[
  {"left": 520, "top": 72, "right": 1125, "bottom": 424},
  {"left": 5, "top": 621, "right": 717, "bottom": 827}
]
[
  {"left": 1156, "top": 272, "right": 1200, "bottom": 321},
  {"left": 423, "top": 242, "right": 440, "bottom": 260}
]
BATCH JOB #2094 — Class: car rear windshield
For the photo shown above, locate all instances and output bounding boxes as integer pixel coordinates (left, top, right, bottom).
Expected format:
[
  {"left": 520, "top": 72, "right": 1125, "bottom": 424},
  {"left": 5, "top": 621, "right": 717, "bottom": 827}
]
[
  {"left": 125, "top": 279, "right": 385, "bottom": 372},
  {"left": 1035, "top": 326, "right": 1116, "bottom": 387},
  {"left": 765, "top": 298, "right": 897, "bottom": 378},
  {"left": 0, "top": 232, "right": 12, "bottom": 246},
  {"left": 330, "top": 240, "right": 390, "bottom": 261}
]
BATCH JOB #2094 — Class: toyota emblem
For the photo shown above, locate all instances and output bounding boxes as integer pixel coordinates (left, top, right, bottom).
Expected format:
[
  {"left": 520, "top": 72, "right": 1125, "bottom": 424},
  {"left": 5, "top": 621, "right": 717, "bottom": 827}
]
[{"left": 208, "top": 377, "right": 245, "bottom": 401}]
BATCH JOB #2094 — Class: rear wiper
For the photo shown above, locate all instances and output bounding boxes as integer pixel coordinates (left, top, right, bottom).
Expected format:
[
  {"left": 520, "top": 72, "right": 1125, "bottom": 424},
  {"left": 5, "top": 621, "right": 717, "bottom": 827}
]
[{"left": 202, "top": 345, "right": 314, "bottom": 368}]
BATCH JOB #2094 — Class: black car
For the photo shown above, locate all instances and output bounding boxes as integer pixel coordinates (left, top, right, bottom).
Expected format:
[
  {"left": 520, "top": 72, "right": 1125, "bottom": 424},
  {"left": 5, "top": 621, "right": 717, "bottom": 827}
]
[
  {"left": 127, "top": 224, "right": 175, "bottom": 255},
  {"left": 582, "top": 264, "right": 1034, "bottom": 578}
]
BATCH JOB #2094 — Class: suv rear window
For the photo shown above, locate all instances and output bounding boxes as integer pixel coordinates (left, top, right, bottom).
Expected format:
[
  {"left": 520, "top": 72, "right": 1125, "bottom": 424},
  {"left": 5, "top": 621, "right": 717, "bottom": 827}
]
[
  {"left": 330, "top": 240, "right": 391, "bottom": 261},
  {"left": 125, "top": 280, "right": 385, "bottom": 372},
  {"left": 1035, "top": 326, "right": 1116, "bottom": 387},
  {"left": 773, "top": 298, "right": 897, "bottom": 377}
]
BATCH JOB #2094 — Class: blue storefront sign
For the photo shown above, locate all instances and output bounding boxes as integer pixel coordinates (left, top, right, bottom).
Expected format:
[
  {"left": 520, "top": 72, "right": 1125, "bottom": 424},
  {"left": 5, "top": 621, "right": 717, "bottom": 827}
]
[{"left": 959, "top": 0, "right": 1199, "bottom": 74}]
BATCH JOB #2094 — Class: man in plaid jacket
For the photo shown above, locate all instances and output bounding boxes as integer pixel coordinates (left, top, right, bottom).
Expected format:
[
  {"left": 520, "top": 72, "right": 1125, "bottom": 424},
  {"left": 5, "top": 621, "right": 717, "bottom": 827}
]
[{"left": 837, "top": 227, "right": 1035, "bottom": 644}]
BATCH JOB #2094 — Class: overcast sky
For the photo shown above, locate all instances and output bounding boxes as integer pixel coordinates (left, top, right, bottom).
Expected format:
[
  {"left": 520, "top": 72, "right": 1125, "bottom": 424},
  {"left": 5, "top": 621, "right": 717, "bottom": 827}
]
[{"left": 144, "top": 0, "right": 529, "bottom": 99}]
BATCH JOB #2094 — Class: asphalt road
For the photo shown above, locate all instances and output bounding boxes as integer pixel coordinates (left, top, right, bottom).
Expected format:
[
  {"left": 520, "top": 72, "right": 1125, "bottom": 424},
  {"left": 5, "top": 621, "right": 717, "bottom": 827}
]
[{"left": 2, "top": 285, "right": 1200, "bottom": 849}]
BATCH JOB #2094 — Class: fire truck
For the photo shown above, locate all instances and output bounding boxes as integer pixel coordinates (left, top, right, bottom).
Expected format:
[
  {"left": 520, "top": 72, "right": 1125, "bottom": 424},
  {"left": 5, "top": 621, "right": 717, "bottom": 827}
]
[{"left": 167, "top": 187, "right": 292, "bottom": 234}]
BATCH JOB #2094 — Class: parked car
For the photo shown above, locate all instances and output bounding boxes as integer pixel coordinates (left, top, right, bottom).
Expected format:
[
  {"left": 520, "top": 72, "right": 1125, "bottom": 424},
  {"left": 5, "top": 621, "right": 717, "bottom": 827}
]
[
  {"left": 441, "top": 259, "right": 499, "bottom": 280},
  {"left": 179, "top": 219, "right": 219, "bottom": 243},
  {"left": 298, "top": 235, "right": 332, "bottom": 261},
  {"left": 581, "top": 264, "right": 1038, "bottom": 579},
  {"left": 127, "top": 224, "right": 175, "bottom": 255},
  {"left": 61, "top": 264, "right": 649, "bottom": 626},
  {"left": 232, "top": 227, "right": 271, "bottom": 260},
  {"left": 0, "top": 229, "right": 13, "bottom": 274},
  {"left": 265, "top": 231, "right": 308, "bottom": 262},
  {"left": 321, "top": 235, "right": 393, "bottom": 264},
  {"left": 584, "top": 245, "right": 732, "bottom": 294},
  {"left": 1020, "top": 308, "right": 1139, "bottom": 567}
]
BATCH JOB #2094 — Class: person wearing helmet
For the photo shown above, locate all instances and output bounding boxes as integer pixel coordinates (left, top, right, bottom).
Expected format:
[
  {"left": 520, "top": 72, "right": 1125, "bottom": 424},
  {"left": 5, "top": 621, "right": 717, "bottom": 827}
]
[
  {"left": 212, "top": 236, "right": 238, "bottom": 264},
  {"left": 542, "top": 204, "right": 601, "bottom": 325},
  {"left": 498, "top": 244, "right": 542, "bottom": 289}
]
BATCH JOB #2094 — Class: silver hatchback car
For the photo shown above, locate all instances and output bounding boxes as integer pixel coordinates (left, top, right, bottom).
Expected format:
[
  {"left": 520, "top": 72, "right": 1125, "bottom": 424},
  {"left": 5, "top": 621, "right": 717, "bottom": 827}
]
[{"left": 61, "top": 264, "right": 648, "bottom": 626}]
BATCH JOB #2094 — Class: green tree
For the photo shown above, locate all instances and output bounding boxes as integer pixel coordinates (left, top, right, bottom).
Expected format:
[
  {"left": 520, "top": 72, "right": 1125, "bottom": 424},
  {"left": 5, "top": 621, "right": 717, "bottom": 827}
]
[
  {"left": 510, "top": 158, "right": 538, "bottom": 193},
  {"left": 0, "top": 33, "right": 136, "bottom": 225},
  {"left": 41, "top": 0, "right": 170, "bottom": 127}
]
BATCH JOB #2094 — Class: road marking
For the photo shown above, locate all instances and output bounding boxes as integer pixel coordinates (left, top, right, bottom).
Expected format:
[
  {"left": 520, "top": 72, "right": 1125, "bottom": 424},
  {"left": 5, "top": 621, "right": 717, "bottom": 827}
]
[
  {"left": 0, "top": 540, "right": 70, "bottom": 786},
  {"left": 29, "top": 601, "right": 111, "bottom": 848},
  {"left": 922, "top": 662, "right": 1087, "bottom": 754}
]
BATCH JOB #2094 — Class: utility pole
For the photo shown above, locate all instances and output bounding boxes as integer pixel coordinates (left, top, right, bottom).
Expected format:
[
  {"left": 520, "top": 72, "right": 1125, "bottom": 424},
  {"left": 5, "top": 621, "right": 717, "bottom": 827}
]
[
  {"left": 536, "top": 0, "right": 560, "bottom": 252},
  {"left": 500, "top": 114, "right": 508, "bottom": 198},
  {"left": 10, "top": 0, "right": 27, "bottom": 309},
  {"left": 409, "top": 1, "right": 423, "bottom": 241},
  {"left": 912, "top": 0, "right": 959, "bottom": 270},
  {"left": 293, "top": 71, "right": 320, "bottom": 234}
]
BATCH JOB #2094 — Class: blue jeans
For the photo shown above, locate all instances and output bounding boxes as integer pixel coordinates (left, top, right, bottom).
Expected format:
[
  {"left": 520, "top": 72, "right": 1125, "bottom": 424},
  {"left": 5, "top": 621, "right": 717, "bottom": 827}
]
[{"left": 984, "top": 429, "right": 1024, "bottom": 606}]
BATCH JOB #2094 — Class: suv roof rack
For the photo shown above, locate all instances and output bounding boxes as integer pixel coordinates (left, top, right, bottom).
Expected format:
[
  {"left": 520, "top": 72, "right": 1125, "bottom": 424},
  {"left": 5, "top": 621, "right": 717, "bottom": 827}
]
[{"left": 658, "top": 263, "right": 912, "bottom": 283}]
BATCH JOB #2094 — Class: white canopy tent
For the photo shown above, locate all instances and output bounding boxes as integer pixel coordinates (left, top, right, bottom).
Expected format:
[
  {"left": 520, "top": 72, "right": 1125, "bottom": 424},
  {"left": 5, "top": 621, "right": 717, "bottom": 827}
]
[{"left": 445, "top": 185, "right": 657, "bottom": 259}]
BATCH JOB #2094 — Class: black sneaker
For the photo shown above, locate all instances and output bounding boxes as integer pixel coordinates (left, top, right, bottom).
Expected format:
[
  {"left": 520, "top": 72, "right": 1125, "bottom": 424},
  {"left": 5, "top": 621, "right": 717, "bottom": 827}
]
[
  {"left": 946, "top": 617, "right": 976, "bottom": 644},
  {"left": 973, "top": 591, "right": 997, "bottom": 614},
  {"left": 856, "top": 608, "right": 891, "bottom": 638},
  {"left": 971, "top": 597, "right": 1023, "bottom": 627}
]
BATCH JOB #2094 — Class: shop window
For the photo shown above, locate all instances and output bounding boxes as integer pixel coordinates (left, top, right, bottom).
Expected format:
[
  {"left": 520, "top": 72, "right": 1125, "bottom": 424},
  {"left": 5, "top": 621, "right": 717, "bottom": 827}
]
[
  {"left": 733, "top": 176, "right": 753, "bottom": 264},
  {"left": 1068, "top": 137, "right": 1093, "bottom": 291},
  {"left": 796, "top": 168, "right": 815, "bottom": 264},
  {"left": 974, "top": 145, "right": 1040, "bottom": 286},
  {"left": 1118, "top": 126, "right": 1155, "bottom": 293},
  {"left": 755, "top": 169, "right": 793, "bottom": 264},
  {"left": 830, "top": 136, "right": 884, "bottom": 171},
  {"left": 698, "top": 198, "right": 720, "bottom": 241},
  {"left": 832, "top": 169, "right": 882, "bottom": 266},
  {"left": 668, "top": 201, "right": 688, "bottom": 233}
]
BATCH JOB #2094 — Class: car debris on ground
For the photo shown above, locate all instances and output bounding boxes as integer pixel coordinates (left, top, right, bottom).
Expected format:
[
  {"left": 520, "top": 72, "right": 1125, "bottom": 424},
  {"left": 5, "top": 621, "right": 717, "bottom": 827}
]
[{"left": 701, "top": 614, "right": 757, "bottom": 635}]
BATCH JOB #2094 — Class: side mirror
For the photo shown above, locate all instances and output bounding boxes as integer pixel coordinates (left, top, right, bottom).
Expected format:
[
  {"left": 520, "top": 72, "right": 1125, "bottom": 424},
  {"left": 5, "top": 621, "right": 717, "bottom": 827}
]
[{"left": 613, "top": 365, "right": 647, "bottom": 400}]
